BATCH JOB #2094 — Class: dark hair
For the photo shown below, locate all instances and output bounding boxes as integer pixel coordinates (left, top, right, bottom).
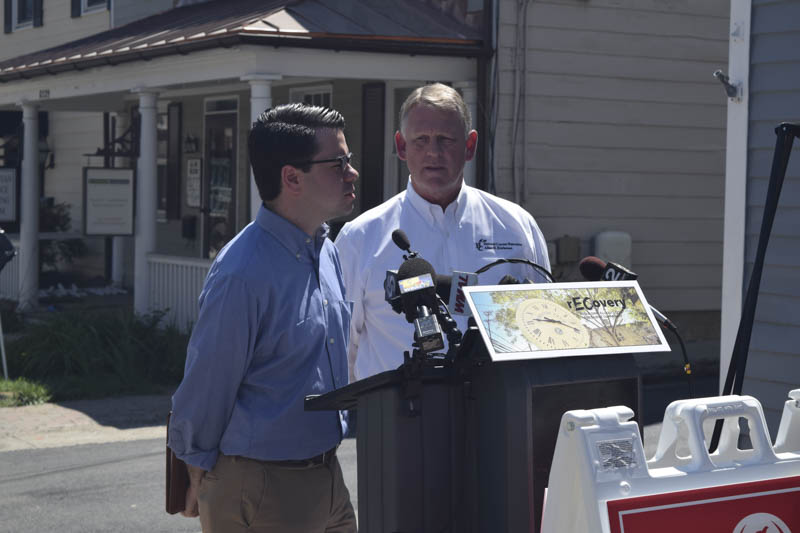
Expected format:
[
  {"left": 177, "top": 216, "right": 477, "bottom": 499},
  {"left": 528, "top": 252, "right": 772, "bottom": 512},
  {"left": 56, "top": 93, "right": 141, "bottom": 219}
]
[{"left": 248, "top": 103, "right": 346, "bottom": 202}]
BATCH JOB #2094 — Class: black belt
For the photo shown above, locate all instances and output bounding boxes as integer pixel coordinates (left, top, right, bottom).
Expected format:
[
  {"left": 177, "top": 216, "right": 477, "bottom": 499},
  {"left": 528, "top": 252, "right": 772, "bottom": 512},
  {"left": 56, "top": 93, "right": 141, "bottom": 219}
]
[{"left": 263, "top": 446, "right": 337, "bottom": 468}]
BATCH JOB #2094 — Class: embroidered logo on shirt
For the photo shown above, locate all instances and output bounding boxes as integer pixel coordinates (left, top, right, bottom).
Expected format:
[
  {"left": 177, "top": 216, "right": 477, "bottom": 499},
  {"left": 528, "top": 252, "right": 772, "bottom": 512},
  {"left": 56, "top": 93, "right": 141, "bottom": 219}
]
[{"left": 476, "top": 239, "right": 523, "bottom": 251}]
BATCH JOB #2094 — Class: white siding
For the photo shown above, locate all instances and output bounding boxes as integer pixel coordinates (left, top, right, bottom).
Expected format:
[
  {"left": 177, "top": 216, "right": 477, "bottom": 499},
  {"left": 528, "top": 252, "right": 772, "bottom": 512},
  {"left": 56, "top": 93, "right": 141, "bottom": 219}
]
[
  {"left": 0, "top": 0, "right": 109, "bottom": 62},
  {"left": 495, "top": 0, "right": 729, "bottom": 312},
  {"left": 113, "top": 0, "right": 174, "bottom": 27},
  {"left": 742, "top": 0, "right": 800, "bottom": 436}
]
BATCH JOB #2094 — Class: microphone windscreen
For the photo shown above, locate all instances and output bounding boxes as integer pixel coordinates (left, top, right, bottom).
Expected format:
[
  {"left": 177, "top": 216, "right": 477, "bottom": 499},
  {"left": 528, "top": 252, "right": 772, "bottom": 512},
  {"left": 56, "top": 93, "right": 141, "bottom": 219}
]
[
  {"left": 498, "top": 274, "right": 520, "bottom": 285},
  {"left": 397, "top": 257, "right": 437, "bottom": 322},
  {"left": 435, "top": 274, "right": 452, "bottom": 304},
  {"left": 397, "top": 256, "right": 436, "bottom": 281},
  {"left": 578, "top": 256, "right": 606, "bottom": 281},
  {"left": 391, "top": 229, "right": 411, "bottom": 252}
]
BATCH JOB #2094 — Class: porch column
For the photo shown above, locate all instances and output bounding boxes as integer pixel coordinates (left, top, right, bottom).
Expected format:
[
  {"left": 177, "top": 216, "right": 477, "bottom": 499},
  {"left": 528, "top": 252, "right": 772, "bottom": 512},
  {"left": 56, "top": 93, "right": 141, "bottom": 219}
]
[
  {"left": 454, "top": 81, "right": 477, "bottom": 188},
  {"left": 18, "top": 102, "right": 40, "bottom": 312},
  {"left": 133, "top": 90, "right": 158, "bottom": 315},
  {"left": 111, "top": 111, "right": 128, "bottom": 287},
  {"left": 242, "top": 74, "right": 281, "bottom": 220}
]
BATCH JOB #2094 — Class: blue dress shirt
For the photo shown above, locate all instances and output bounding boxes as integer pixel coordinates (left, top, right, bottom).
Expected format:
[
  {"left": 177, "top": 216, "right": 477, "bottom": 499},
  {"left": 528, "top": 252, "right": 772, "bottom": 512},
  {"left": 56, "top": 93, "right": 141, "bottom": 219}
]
[{"left": 168, "top": 206, "right": 351, "bottom": 471}]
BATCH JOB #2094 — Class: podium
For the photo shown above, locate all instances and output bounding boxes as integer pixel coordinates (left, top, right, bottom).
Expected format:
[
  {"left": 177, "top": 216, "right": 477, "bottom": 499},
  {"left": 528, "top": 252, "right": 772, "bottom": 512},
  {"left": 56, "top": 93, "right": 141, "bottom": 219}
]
[{"left": 306, "top": 327, "right": 642, "bottom": 533}]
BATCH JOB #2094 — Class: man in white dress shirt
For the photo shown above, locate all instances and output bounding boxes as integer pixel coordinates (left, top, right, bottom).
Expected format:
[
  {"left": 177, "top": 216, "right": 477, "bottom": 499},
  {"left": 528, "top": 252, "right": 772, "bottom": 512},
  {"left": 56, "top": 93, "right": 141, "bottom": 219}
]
[{"left": 335, "top": 83, "right": 550, "bottom": 381}]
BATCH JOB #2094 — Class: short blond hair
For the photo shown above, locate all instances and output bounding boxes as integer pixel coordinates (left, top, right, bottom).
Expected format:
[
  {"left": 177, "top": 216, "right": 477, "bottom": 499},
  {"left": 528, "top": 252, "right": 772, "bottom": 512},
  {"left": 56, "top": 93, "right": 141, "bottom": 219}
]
[{"left": 399, "top": 83, "right": 472, "bottom": 136}]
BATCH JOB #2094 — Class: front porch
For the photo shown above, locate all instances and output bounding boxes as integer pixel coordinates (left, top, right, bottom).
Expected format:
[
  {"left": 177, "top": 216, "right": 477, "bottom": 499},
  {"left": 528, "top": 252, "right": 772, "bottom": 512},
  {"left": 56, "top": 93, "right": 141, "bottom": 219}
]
[{"left": 0, "top": 1, "right": 482, "bottom": 324}]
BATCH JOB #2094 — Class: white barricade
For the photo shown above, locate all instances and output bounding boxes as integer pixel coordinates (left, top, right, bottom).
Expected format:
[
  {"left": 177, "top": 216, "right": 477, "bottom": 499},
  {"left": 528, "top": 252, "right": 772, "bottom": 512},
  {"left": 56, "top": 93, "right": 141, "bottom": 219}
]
[{"left": 541, "top": 390, "right": 800, "bottom": 533}]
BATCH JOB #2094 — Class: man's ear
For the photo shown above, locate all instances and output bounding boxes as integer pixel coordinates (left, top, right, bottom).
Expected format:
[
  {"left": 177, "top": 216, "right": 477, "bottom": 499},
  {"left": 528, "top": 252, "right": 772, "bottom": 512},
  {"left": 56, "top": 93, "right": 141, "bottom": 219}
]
[
  {"left": 395, "top": 131, "right": 408, "bottom": 161},
  {"left": 280, "top": 164, "right": 303, "bottom": 196},
  {"left": 465, "top": 130, "right": 478, "bottom": 162}
]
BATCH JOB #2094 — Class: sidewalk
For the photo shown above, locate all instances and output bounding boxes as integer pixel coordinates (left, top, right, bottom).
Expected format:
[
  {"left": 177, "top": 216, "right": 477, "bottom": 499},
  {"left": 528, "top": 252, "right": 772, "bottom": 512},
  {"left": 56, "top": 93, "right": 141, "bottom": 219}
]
[{"left": 0, "top": 394, "right": 172, "bottom": 452}]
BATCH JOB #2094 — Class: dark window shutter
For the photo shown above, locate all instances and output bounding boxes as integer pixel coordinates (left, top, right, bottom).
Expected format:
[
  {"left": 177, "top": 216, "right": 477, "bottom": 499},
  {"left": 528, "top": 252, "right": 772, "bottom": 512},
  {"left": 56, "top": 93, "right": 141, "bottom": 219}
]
[
  {"left": 4, "top": 0, "right": 12, "bottom": 33},
  {"left": 166, "top": 102, "right": 182, "bottom": 220},
  {"left": 33, "top": 0, "right": 42, "bottom": 27},
  {"left": 71, "top": 0, "right": 81, "bottom": 18},
  {"left": 360, "top": 82, "right": 385, "bottom": 212}
]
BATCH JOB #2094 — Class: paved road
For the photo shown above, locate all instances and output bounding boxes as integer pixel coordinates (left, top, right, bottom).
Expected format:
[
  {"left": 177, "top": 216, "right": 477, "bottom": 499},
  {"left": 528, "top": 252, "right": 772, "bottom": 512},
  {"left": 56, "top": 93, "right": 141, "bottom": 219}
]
[
  {"left": 0, "top": 373, "right": 715, "bottom": 532},
  {"left": 0, "top": 437, "right": 358, "bottom": 533}
]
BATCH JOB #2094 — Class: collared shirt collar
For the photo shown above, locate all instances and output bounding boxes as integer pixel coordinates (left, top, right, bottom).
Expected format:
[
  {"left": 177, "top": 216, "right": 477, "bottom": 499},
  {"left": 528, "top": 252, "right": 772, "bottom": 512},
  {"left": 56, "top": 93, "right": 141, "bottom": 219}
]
[
  {"left": 405, "top": 178, "right": 468, "bottom": 228},
  {"left": 256, "top": 204, "right": 329, "bottom": 261}
]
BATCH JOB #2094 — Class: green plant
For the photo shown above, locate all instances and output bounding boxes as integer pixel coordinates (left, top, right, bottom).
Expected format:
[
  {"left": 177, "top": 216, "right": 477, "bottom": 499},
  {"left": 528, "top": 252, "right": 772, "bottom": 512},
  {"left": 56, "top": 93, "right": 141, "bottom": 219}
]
[
  {"left": 39, "top": 200, "right": 88, "bottom": 270},
  {"left": 0, "top": 377, "right": 51, "bottom": 407},
  {"left": 7, "top": 309, "right": 188, "bottom": 401}
]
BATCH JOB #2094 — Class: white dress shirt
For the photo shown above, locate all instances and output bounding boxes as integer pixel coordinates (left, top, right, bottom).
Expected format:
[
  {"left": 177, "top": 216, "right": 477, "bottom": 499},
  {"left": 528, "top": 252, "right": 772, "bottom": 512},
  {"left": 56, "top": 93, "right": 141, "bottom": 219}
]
[{"left": 335, "top": 180, "right": 551, "bottom": 381}]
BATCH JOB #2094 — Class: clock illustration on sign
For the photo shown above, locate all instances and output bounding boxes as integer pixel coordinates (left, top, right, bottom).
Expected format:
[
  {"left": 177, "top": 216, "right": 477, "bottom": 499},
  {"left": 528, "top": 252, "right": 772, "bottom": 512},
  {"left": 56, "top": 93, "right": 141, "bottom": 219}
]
[{"left": 515, "top": 298, "right": 590, "bottom": 350}]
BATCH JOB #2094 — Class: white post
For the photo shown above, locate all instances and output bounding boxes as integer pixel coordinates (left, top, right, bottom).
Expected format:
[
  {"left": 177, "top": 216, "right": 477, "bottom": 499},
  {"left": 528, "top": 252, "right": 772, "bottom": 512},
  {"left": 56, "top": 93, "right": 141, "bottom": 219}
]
[
  {"left": 133, "top": 90, "right": 158, "bottom": 315},
  {"left": 454, "top": 81, "right": 478, "bottom": 188},
  {"left": 111, "top": 111, "right": 128, "bottom": 288},
  {"left": 242, "top": 74, "right": 281, "bottom": 220},
  {"left": 17, "top": 102, "right": 39, "bottom": 312}
]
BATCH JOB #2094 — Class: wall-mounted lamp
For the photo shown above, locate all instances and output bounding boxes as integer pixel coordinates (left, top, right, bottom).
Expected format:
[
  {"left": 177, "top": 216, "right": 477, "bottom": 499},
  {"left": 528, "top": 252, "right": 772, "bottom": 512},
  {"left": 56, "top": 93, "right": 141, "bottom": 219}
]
[
  {"left": 713, "top": 69, "right": 741, "bottom": 101},
  {"left": 183, "top": 134, "right": 199, "bottom": 154},
  {"left": 38, "top": 138, "right": 54, "bottom": 169}
]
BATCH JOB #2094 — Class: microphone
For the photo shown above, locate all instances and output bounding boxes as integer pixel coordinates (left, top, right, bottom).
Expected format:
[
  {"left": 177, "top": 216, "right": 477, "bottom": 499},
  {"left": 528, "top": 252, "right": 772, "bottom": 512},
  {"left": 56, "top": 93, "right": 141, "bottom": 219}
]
[
  {"left": 396, "top": 256, "right": 444, "bottom": 353},
  {"left": 391, "top": 229, "right": 414, "bottom": 257},
  {"left": 434, "top": 271, "right": 479, "bottom": 316},
  {"left": 577, "top": 256, "right": 677, "bottom": 332},
  {"left": 579, "top": 256, "right": 637, "bottom": 282}
]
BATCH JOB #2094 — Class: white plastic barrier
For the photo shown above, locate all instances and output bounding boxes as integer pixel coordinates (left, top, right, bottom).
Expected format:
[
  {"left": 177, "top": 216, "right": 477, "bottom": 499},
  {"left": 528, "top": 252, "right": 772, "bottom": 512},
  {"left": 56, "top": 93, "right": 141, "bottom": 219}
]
[{"left": 541, "top": 390, "right": 800, "bottom": 533}]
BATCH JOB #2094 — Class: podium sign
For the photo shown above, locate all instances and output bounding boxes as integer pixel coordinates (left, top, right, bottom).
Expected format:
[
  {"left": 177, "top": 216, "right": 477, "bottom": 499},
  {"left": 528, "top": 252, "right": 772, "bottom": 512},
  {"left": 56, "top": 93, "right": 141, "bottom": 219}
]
[
  {"left": 607, "top": 475, "right": 800, "bottom": 533},
  {"left": 463, "top": 281, "right": 670, "bottom": 362}
]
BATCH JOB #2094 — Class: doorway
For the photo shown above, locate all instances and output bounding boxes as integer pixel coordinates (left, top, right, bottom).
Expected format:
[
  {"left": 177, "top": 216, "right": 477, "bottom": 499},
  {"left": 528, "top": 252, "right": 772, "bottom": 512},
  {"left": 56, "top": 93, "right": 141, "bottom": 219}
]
[{"left": 202, "top": 104, "right": 237, "bottom": 259}]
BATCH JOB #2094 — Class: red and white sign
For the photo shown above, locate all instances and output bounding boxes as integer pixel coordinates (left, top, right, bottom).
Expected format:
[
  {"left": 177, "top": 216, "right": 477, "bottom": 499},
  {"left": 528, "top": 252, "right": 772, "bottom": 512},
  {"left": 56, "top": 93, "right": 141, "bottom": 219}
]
[{"left": 607, "top": 475, "right": 800, "bottom": 533}]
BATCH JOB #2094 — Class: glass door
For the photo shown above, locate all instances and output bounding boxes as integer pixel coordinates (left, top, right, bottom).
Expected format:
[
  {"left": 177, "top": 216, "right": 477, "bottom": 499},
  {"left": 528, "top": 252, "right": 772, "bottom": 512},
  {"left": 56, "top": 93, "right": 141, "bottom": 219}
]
[{"left": 203, "top": 113, "right": 236, "bottom": 259}]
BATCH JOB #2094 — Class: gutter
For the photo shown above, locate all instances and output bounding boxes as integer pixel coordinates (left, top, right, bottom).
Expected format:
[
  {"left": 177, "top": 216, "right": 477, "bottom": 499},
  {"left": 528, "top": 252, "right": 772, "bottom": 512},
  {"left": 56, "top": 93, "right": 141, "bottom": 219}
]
[{"left": 0, "top": 32, "right": 485, "bottom": 84}]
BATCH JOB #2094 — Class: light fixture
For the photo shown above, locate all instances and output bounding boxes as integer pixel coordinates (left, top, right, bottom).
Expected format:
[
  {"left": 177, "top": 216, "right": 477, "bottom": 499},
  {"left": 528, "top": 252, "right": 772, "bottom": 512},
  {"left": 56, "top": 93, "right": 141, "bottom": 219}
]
[{"left": 183, "top": 134, "right": 199, "bottom": 154}]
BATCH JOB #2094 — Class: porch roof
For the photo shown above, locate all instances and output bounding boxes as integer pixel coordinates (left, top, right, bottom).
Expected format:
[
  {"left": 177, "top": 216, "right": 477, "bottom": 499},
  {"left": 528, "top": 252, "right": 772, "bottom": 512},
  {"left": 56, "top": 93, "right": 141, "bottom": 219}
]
[{"left": 0, "top": 0, "right": 483, "bottom": 84}]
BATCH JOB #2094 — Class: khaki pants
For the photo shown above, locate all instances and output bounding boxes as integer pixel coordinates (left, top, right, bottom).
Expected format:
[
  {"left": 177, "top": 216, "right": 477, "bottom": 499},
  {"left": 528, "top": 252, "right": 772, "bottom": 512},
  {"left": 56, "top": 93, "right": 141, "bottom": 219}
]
[{"left": 197, "top": 453, "right": 357, "bottom": 533}]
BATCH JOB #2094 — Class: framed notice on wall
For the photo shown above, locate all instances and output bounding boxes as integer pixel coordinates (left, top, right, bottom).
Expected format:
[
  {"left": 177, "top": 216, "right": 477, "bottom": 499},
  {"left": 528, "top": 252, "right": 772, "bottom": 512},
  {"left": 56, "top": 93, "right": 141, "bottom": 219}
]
[
  {"left": 0, "top": 168, "right": 18, "bottom": 223},
  {"left": 185, "top": 158, "right": 201, "bottom": 208},
  {"left": 83, "top": 167, "right": 135, "bottom": 236}
]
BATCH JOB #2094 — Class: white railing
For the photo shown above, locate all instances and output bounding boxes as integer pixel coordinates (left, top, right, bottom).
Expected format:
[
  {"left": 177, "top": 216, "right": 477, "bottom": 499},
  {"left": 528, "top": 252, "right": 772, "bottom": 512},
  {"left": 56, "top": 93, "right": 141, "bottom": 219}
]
[
  {"left": 0, "top": 238, "right": 19, "bottom": 302},
  {"left": 148, "top": 253, "right": 212, "bottom": 332}
]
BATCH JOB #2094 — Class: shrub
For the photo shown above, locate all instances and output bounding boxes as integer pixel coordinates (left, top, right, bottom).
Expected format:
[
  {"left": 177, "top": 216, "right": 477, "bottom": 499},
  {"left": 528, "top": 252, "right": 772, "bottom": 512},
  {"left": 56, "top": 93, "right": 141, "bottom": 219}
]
[
  {"left": 7, "top": 309, "right": 188, "bottom": 400},
  {"left": 0, "top": 377, "right": 51, "bottom": 407}
]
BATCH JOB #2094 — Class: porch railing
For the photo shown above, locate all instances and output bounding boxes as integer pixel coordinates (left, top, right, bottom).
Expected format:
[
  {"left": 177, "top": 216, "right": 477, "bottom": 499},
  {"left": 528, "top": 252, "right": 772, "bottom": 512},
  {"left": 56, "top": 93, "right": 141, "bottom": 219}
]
[{"left": 148, "top": 253, "right": 212, "bottom": 332}]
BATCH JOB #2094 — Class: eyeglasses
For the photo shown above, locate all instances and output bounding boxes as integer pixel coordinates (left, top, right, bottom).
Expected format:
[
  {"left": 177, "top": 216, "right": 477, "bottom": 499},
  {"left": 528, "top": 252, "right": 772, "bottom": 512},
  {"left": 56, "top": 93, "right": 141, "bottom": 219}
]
[{"left": 294, "top": 152, "right": 353, "bottom": 173}]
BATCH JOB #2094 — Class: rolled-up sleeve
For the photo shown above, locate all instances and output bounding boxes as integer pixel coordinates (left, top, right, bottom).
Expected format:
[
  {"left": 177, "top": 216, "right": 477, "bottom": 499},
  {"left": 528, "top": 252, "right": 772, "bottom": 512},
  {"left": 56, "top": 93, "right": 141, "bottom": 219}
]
[{"left": 168, "top": 272, "right": 259, "bottom": 471}]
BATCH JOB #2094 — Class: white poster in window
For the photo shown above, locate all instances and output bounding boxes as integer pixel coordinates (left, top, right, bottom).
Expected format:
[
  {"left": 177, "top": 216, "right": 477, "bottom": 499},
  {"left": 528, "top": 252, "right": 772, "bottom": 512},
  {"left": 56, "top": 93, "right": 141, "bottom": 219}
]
[
  {"left": 83, "top": 168, "right": 134, "bottom": 236},
  {"left": 186, "top": 158, "right": 201, "bottom": 208},
  {"left": 0, "top": 169, "right": 17, "bottom": 223}
]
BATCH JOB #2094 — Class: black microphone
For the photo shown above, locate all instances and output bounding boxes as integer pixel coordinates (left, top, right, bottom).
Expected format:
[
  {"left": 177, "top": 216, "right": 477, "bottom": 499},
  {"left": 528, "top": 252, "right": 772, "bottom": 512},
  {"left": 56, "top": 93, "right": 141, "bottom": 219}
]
[
  {"left": 396, "top": 256, "right": 444, "bottom": 353},
  {"left": 579, "top": 256, "right": 638, "bottom": 282},
  {"left": 397, "top": 257, "right": 438, "bottom": 322},
  {"left": 578, "top": 256, "right": 677, "bottom": 332},
  {"left": 391, "top": 229, "right": 413, "bottom": 256}
]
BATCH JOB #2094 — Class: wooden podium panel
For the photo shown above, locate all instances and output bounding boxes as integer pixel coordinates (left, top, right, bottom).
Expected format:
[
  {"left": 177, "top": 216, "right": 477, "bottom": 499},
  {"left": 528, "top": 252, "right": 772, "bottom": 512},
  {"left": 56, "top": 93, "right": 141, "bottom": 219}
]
[{"left": 306, "top": 328, "right": 643, "bottom": 533}]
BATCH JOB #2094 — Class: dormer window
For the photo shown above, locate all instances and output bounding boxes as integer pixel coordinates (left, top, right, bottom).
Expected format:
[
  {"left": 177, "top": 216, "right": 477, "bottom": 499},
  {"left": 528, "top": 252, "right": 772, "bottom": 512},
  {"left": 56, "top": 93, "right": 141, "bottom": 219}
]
[
  {"left": 83, "top": 0, "right": 106, "bottom": 13},
  {"left": 13, "top": 0, "right": 33, "bottom": 28}
]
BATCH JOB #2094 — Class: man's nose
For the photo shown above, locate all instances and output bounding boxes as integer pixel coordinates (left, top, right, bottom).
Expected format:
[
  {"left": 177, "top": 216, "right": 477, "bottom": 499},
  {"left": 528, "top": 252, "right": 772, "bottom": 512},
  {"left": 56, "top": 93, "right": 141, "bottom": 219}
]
[{"left": 344, "top": 164, "right": 358, "bottom": 182}]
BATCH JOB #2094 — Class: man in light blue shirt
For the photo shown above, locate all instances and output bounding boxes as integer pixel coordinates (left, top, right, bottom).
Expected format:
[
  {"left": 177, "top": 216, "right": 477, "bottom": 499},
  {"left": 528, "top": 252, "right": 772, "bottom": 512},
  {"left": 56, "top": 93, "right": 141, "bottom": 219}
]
[{"left": 168, "top": 103, "right": 359, "bottom": 533}]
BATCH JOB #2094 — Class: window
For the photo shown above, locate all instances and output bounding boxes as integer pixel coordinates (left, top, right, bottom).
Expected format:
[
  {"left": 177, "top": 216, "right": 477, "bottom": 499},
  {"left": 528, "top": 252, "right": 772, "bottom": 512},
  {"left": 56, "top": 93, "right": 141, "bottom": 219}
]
[
  {"left": 71, "top": 0, "right": 106, "bottom": 18},
  {"left": 14, "top": 0, "right": 33, "bottom": 27},
  {"left": 83, "top": 0, "right": 105, "bottom": 12},
  {"left": 289, "top": 85, "right": 333, "bottom": 108}
]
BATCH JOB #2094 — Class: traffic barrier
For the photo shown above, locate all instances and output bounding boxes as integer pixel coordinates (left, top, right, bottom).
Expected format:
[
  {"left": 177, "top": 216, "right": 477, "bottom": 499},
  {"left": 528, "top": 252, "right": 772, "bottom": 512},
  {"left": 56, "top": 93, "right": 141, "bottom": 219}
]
[{"left": 541, "top": 390, "right": 800, "bottom": 533}]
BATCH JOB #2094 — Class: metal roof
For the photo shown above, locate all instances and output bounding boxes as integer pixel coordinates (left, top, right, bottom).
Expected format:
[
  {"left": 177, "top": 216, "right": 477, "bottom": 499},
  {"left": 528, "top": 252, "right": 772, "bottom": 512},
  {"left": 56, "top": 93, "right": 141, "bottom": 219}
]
[{"left": 0, "top": 0, "right": 483, "bottom": 83}]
